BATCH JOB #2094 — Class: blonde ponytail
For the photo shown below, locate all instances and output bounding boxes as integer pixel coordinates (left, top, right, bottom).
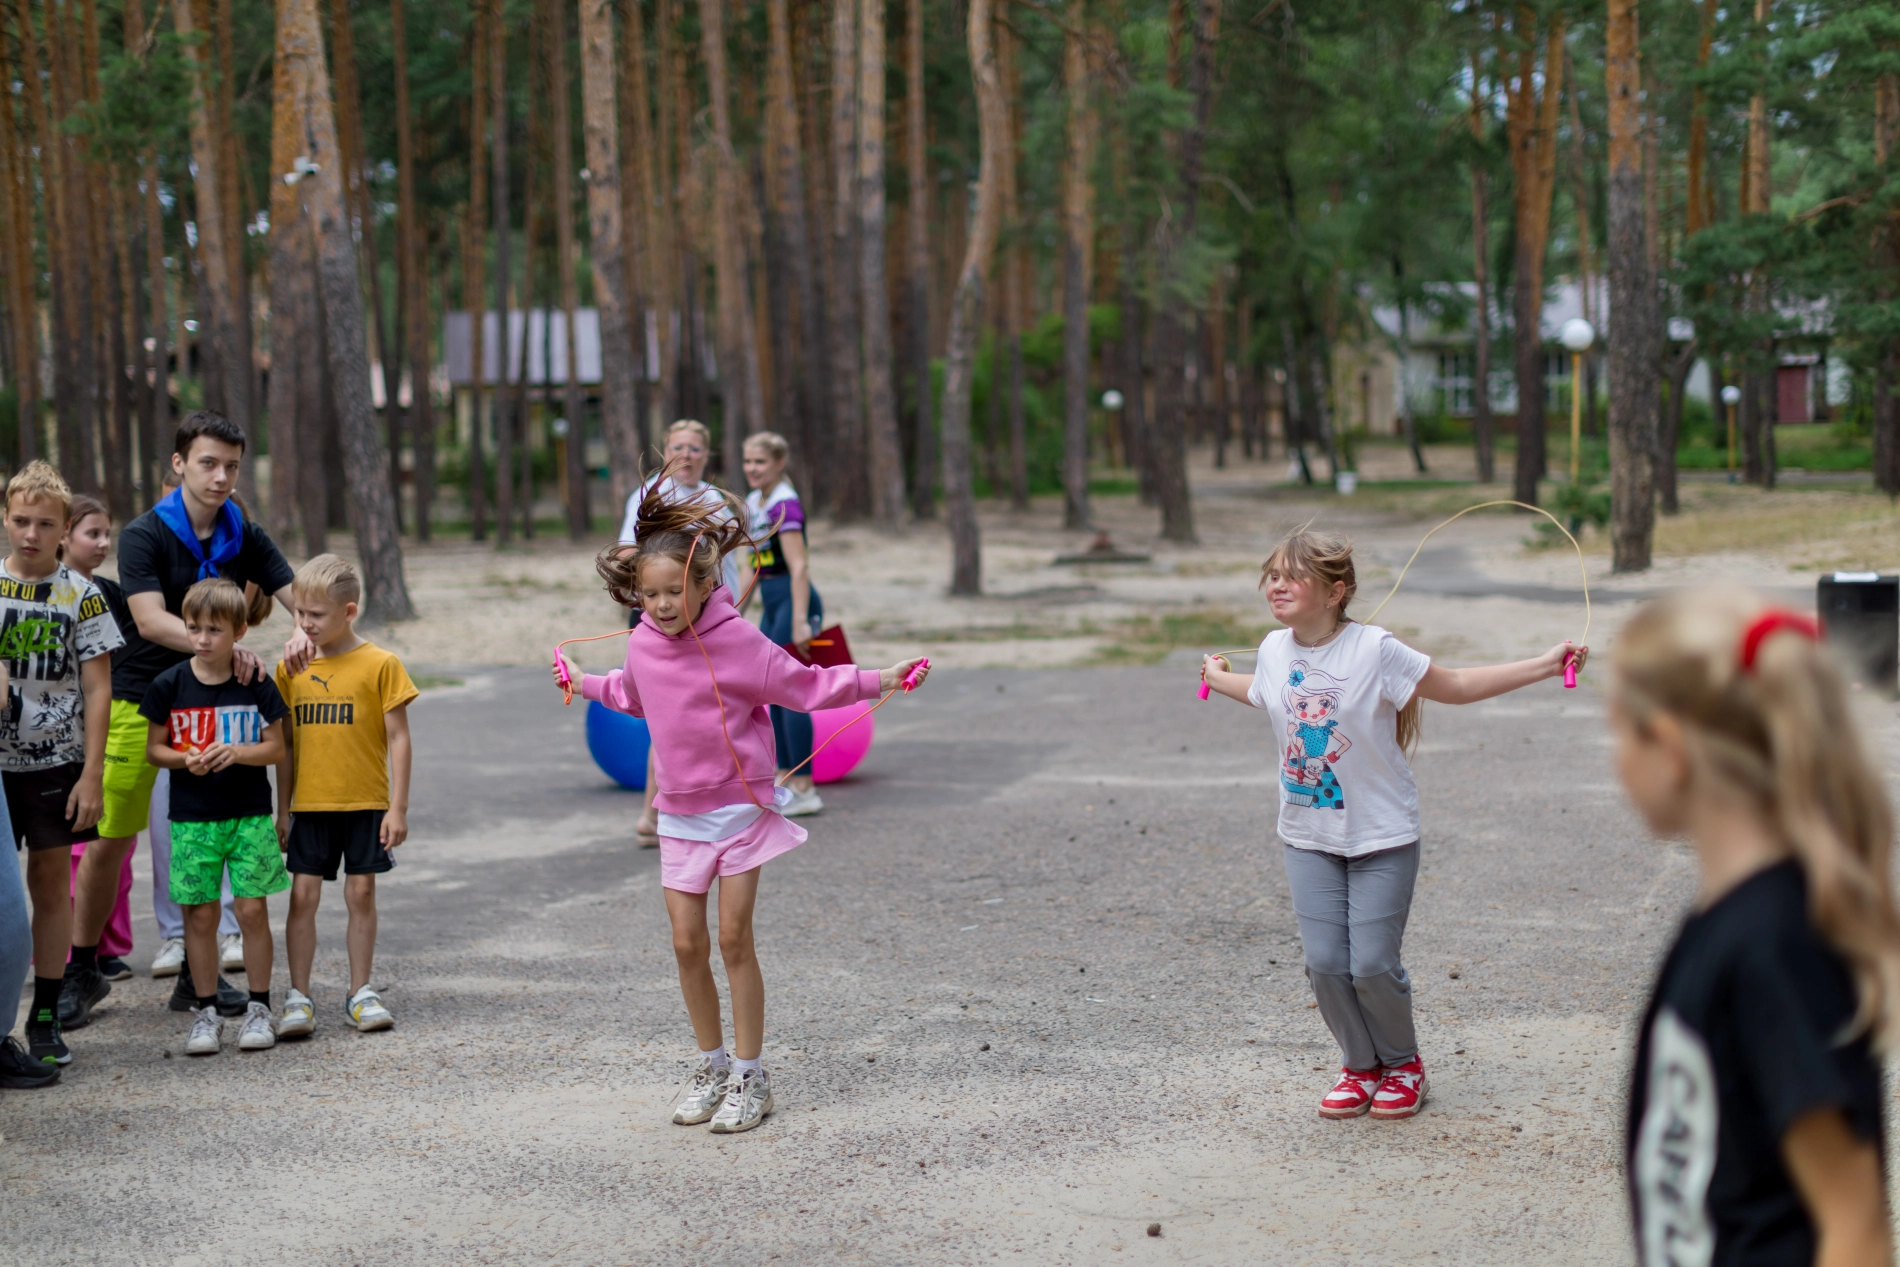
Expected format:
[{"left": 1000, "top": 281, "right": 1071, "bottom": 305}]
[
  {"left": 1613, "top": 587, "right": 1900, "bottom": 1050},
  {"left": 1263, "top": 525, "right": 1424, "bottom": 755}
]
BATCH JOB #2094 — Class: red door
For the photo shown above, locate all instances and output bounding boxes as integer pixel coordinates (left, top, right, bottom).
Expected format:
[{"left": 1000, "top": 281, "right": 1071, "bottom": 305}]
[{"left": 1776, "top": 366, "right": 1812, "bottom": 423}]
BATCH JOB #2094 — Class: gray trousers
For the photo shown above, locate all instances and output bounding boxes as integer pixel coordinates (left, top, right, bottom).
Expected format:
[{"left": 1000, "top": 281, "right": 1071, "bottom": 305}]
[{"left": 1282, "top": 841, "right": 1420, "bottom": 1071}]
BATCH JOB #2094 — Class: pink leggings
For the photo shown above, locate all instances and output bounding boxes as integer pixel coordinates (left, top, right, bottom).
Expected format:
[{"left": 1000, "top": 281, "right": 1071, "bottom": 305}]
[{"left": 69, "top": 839, "right": 136, "bottom": 959}]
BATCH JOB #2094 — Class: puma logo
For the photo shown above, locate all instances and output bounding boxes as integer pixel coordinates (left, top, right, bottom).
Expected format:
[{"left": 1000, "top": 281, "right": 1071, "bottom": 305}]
[{"left": 309, "top": 673, "right": 332, "bottom": 691}]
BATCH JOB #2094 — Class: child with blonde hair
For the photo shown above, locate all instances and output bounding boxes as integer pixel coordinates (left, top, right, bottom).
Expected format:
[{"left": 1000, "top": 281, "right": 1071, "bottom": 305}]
[
  {"left": 1200, "top": 527, "right": 1582, "bottom": 1120},
  {"left": 1611, "top": 590, "right": 1896, "bottom": 1265},
  {"left": 558, "top": 472, "right": 927, "bottom": 1133}
]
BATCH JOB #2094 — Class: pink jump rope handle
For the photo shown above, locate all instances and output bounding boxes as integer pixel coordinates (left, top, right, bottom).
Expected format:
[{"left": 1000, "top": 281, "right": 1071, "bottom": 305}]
[
  {"left": 553, "top": 650, "right": 572, "bottom": 690},
  {"left": 1197, "top": 681, "right": 1212, "bottom": 701},
  {"left": 1562, "top": 651, "right": 1578, "bottom": 689},
  {"left": 902, "top": 657, "right": 930, "bottom": 692}
]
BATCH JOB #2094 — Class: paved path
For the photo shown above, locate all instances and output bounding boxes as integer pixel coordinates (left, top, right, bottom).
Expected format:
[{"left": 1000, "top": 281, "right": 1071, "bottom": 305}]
[{"left": 6, "top": 665, "right": 1680, "bottom": 1265}]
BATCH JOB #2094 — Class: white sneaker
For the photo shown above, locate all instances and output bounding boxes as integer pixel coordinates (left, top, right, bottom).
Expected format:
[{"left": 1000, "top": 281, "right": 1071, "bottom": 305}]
[
  {"left": 278, "top": 989, "right": 315, "bottom": 1039},
  {"left": 219, "top": 933, "right": 245, "bottom": 973},
  {"left": 671, "top": 1059, "right": 732, "bottom": 1125},
  {"left": 237, "top": 1001, "right": 277, "bottom": 1051},
  {"left": 781, "top": 789, "right": 825, "bottom": 818},
  {"left": 709, "top": 1066, "right": 774, "bottom": 1133},
  {"left": 186, "top": 1005, "right": 223, "bottom": 1056},
  {"left": 151, "top": 937, "right": 186, "bottom": 977},
  {"left": 346, "top": 986, "right": 394, "bottom": 1032}
]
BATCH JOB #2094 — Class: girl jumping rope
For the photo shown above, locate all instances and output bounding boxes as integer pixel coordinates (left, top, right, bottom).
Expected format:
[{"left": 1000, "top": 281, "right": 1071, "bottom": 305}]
[
  {"left": 556, "top": 475, "right": 927, "bottom": 1133},
  {"left": 1200, "top": 528, "right": 1583, "bottom": 1120},
  {"left": 1612, "top": 590, "right": 1897, "bottom": 1266}
]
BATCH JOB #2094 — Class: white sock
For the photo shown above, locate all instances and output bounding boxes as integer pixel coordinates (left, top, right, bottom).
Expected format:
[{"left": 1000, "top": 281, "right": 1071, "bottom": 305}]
[
  {"left": 701, "top": 1045, "right": 730, "bottom": 1070},
  {"left": 734, "top": 1055, "right": 763, "bottom": 1076}
]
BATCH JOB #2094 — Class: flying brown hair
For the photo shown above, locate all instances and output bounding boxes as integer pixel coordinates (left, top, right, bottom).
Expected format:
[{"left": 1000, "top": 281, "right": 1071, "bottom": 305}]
[{"left": 595, "top": 460, "right": 753, "bottom": 609}]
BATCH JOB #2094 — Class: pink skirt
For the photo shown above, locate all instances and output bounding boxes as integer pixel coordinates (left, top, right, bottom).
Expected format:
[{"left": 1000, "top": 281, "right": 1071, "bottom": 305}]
[{"left": 658, "top": 811, "right": 807, "bottom": 894}]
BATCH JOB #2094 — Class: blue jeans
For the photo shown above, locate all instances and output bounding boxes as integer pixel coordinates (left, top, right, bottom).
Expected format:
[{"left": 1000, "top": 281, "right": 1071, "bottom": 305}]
[
  {"left": 759, "top": 573, "right": 823, "bottom": 773},
  {"left": 0, "top": 781, "right": 28, "bottom": 1036}
]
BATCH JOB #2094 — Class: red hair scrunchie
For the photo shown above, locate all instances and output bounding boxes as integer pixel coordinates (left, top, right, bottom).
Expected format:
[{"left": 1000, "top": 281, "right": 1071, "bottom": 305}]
[{"left": 1738, "top": 609, "right": 1820, "bottom": 673}]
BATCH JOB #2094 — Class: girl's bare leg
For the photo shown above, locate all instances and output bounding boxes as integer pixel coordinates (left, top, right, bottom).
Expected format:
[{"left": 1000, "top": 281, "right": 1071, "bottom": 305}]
[
  {"left": 663, "top": 886, "right": 723, "bottom": 1052},
  {"left": 715, "top": 868, "right": 763, "bottom": 1061},
  {"left": 637, "top": 752, "right": 659, "bottom": 836}
]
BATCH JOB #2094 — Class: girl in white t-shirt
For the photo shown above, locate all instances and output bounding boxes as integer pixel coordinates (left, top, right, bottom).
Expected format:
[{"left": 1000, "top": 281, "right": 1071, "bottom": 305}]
[{"left": 1201, "top": 528, "right": 1584, "bottom": 1121}]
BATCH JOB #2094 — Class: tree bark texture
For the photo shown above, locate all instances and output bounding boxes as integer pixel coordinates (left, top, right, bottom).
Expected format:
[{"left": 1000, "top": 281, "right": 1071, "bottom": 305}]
[
  {"left": 578, "top": 0, "right": 640, "bottom": 512},
  {"left": 1468, "top": 50, "right": 1494, "bottom": 483},
  {"left": 490, "top": 0, "right": 516, "bottom": 546},
  {"left": 826, "top": 0, "right": 867, "bottom": 517},
  {"left": 268, "top": 21, "right": 314, "bottom": 548},
  {"left": 0, "top": 13, "right": 38, "bottom": 465},
  {"left": 621, "top": 0, "right": 669, "bottom": 441},
  {"left": 858, "top": 0, "right": 905, "bottom": 528},
  {"left": 698, "top": 0, "right": 766, "bottom": 481},
  {"left": 278, "top": 0, "right": 415, "bottom": 620},
  {"left": 767, "top": 0, "right": 827, "bottom": 498},
  {"left": 392, "top": 0, "right": 436, "bottom": 539},
  {"left": 1659, "top": 339, "right": 1696, "bottom": 513},
  {"left": 1060, "top": 0, "right": 1092, "bottom": 529},
  {"left": 1505, "top": 17, "right": 1565, "bottom": 507},
  {"left": 1605, "top": 0, "right": 1654, "bottom": 573},
  {"left": 939, "top": 0, "right": 1007, "bottom": 595},
  {"left": 903, "top": 0, "right": 934, "bottom": 517},
  {"left": 547, "top": 0, "right": 586, "bottom": 538},
  {"left": 463, "top": 0, "right": 490, "bottom": 540}
]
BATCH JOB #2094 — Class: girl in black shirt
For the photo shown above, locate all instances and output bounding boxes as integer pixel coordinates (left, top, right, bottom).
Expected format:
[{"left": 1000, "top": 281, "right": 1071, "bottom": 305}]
[{"left": 1611, "top": 589, "right": 1899, "bottom": 1267}]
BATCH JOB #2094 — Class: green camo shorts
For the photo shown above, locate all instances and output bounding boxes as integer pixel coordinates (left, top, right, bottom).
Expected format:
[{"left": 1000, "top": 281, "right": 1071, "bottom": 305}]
[{"left": 169, "top": 815, "right": 292, "bottom": 906}]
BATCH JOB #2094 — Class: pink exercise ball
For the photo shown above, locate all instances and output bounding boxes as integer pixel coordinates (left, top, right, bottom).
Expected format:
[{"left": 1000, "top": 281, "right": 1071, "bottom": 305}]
[{"left": 808, "top": 699, "right": 876, "bottom": 784}]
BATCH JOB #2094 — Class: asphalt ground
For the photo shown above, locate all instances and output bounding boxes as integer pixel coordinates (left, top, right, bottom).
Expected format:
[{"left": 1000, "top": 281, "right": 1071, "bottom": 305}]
[{"left": 6, "top": 663, "right": 1688, "bottom": 1264}]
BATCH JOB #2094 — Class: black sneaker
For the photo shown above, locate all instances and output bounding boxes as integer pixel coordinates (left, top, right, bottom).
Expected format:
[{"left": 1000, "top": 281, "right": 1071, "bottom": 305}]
[
  {"left": 23, "top": 1014, "right": 70, "bottom": 1068},
  {"left": 56, "top": 963, "right": 109, "bottom": 1029},
  {"left": 1, "top": 1034, "right": 61, "bottom": 1086},
  {"left": 167, "top": 964, "right": 248, "bottom": 1018},
  {"left": 97, "top": 955, "right": 133, "bottom": 982}
]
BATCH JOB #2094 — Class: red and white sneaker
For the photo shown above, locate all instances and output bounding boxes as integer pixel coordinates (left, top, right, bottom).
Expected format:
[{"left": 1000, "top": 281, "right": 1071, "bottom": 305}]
[
  {"left": 1368, "top": 1055, "right": 1429, "bottom": 1119},
  {"left": 1317, "top": 1066, "right": 1383, "bottom": 1119}
]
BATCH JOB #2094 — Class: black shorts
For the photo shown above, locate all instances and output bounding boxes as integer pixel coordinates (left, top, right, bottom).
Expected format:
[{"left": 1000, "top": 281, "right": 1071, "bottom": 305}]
[
  {"left": 285, "top": 810, "right": 394, "bottom": 880},
  {"left": 4, "top": 763, "right": 100, "bottom": 852}
]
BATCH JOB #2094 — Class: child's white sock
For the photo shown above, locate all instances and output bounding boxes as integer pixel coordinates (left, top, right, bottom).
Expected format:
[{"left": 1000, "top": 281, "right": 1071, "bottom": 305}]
[
  {"left": 734, "top": 1055, "right": 763, "bottom": 1077},
  {"left": 701, "top": 1045, "right": 730, "bottom": 1070}
]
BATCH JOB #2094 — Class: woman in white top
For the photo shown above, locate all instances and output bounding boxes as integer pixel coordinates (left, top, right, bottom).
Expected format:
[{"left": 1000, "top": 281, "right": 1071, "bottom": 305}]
[
  {"left": 1200, "top": 528, "right": 1584, "bottom": 1122},
  {"left": 620, "top": 420, "right": 743, "bottom": 838}
]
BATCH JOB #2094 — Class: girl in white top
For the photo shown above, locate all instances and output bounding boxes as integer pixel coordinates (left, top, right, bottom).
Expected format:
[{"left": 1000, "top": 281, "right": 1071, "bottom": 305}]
[{"left": 1200, "top": 528, "right": 1584, "bottom": 1121}]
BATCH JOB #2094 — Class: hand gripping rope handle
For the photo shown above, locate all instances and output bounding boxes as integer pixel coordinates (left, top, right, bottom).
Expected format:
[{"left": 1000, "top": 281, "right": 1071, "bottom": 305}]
[{"left": 1197, "top": 499, "right": 1591, "bottom": 697}]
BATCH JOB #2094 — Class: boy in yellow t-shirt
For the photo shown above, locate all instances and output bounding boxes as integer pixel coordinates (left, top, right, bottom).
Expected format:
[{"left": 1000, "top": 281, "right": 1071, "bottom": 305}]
[{"left": 272, "top": 555, "right": 417, "bottom": 1038}]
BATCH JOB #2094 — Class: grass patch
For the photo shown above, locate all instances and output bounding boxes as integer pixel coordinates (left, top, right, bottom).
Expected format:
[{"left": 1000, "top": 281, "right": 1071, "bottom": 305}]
[
  {"left": 412, "top": 675, "right": 465, "bottom": 690},
  {"left": 1651, "top": 486, "right": 1900, "bottom": 562},
  {"left": 1089, "top": 607, "right": 1276, "bottom": 666}
]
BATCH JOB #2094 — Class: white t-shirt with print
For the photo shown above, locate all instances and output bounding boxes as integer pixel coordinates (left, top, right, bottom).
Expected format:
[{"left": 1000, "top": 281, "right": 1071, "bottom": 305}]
[
  {"left": 0, "top": 563, "right": 124, "bottom": 770},
  {"left": 1247, "top": 621, "right": 1430, "bottom": 857}
]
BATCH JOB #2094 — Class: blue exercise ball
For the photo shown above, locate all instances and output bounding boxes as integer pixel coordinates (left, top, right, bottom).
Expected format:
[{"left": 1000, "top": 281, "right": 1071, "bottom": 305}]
[{"left": 586, "top": 701, "right": 651, "bottom": 789}]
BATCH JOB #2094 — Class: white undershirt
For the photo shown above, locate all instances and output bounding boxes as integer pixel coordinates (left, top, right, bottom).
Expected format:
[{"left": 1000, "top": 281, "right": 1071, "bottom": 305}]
[{"left": 658, "top": 784, "right": 794, "bottom": 842}]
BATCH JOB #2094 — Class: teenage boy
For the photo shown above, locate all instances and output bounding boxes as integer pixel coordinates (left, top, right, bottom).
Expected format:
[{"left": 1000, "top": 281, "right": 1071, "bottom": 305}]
[
  {"left": 66, "top": 410, "right": 310, "bottom": 1025},
  {"left": 274, "top": 555, "right": 417, "bottom": 1036},
  {"left": 142, "top": 578, "right": 290, "bottom": 1055},
  {"left": 0, "top": 463, "right": 122, "bottom": 1065}
]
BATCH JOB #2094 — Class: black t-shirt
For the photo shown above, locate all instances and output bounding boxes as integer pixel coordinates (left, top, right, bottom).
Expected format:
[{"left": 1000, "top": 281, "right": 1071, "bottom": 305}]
[
  {"left": 112, "top": 508, "right": 295, "bottom": 704},
  {"left": 1627, "top": 861, "right": 1883, "bottom": 1267},
  {"left": 137, "top": 661, "right": 289, "bottom": 822}
]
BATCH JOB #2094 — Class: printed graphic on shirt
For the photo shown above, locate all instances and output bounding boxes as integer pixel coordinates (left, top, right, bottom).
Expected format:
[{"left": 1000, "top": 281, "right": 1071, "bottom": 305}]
[
  {"left": 0, "top": 567, "right": 123, "bottom": 770},
  {"left": 167, "top": 704, "right": 265, "bottom": 751},
  {"left": 1634, "top": 1007, "right": 1717, "bottom": 1267},
  {"left": 1280, "top": 660, "right": 1350, "bottom": 810}
]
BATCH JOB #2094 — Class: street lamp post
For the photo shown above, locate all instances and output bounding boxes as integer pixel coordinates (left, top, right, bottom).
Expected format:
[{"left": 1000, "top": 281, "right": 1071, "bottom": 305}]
[
  {"left": 1559, "top": 318, "right": 1595, "bottom": 483},
  {"left": 1721, "top": 383, "right": 1742, "bottom": 484}
]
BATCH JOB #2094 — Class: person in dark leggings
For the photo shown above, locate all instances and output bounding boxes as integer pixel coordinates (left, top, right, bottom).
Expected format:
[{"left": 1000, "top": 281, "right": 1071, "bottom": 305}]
[
  {"left": 3, "top": 761, "right": 60, "bottom": 1085},
  {"left": 742, "top": 433, "right": 824, "bottom": 818}
]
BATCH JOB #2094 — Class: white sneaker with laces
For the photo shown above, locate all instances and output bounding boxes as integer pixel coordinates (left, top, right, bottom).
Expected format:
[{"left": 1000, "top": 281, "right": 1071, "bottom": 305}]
[
  {"left": 237, "top": 1001, "right": 277, "bottom": 1050},
  {"left": 278, "top": 989, "right": 315, "bottom": 1039},
  {"left": 186, "top": 1005, "right": 222, "bottom": 1056},
  {"left": 709, "top": 1066, "right": 774, "bottom": 1133},
  {"left": 781, "top": 789, "right": 825, "bottom": 818},
  {"left": 219, "top": 933, "right": 245, "bottom": 972},
  {"left": 347, "top": 986, "right": 394, "bottom": 1032},
  {"left": 671, "top": 1060, "right": 731, "bottom": 1125},
  {"left": 150, "top": 938, "right": 186, "bottom": 978}
]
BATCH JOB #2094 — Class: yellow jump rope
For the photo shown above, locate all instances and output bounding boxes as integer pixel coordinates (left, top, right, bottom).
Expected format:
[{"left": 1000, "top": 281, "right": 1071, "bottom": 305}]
[{"left": 1197, "top": 499, "right": 1592, "bottom": 696}]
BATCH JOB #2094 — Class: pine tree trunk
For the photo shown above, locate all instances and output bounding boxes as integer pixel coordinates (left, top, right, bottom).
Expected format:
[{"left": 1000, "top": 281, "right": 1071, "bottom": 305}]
[
  {"left": 903, "top": 0, "right": 933, "bottom": 517},
  {"left": 858, "top": 0, "right": 905, "bottom": 527},
  {"left": 939, "top": 0, "right": 1007, "bottom": 594},
  {"left": 490, "top": 0, "right": 516, "bottom": 546},
  {"left": 268, "top": 16, "right": 313, "bottom": 547},
  {"left": 50, "top": 0, "right": 98, "bottom": 489},
  {"left": 1469, "top": 159, "right": 1494, "bottom": 482},
  {"left": 464, "top": 0, "right": 490, "bottom": 541},
  {"left": 577, "top": 0, "right": 639, "bottom": 514},
  {"left": 1605, "top": 0, "right": 1654, "bottom": 573},
  {"left": 698, "top": 0, "right": 766, "bottom": 480},
  {"left": 826, "top": 0, "right": 867, "bottom": 517},
  {"left": 279, "top": 0, "right": 415, "bottom": 619},
  {"left": 392, "top": 0, "right": 435, "bottom": 540},
  {"left": 1505, "top": 18, "right": 1564, "bottom": 507},
  {"left": 545, "top": 0, "right": 586, "bottom": 538},
  {"left": 1060, "top": 0, "right": 1092, "bottom": 529},
  {"left": 1659, "top": 339, "right": 1696, "bottom": 513},
  {"left": 629, "top": 0, "right": 672, "bottom": 432},
  {"left": 141, "top": 153, "right": 169, "bottom": 494},
  {"left": 105, "top": 173, "right": 137, "bottom": 518},
  {"left": 0, "top": 13, "right": 39, "bottom": 465},
  {"left": 767, "top": 0, "right": 827, "bottom": 498}
]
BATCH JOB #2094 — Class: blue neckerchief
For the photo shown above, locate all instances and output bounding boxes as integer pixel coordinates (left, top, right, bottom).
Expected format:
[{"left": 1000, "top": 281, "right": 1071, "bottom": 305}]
[{"left": 154, "top": 487, "right": 243, "bottom": 581}]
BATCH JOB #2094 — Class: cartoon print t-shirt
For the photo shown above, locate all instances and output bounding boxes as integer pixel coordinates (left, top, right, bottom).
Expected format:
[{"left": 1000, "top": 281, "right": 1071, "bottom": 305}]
[
  {"left": 1248, "top": 622, "right": 1430, "bottom": 857},
  {"left": 0, "top": 563, "right": 124, "bottom": 771},
  {"left": 139, "top": 661, "right": 288, "bottom": 822}
]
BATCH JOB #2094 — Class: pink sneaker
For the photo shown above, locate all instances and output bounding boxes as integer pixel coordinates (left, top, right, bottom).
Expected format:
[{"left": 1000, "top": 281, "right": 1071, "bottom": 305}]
[
  {"left": 1369, "top": 1055, "right": 1429, "bottom": 1119},
  {"left": 1318, "top": 1066, "right": 1383, "bottom": 1119}
]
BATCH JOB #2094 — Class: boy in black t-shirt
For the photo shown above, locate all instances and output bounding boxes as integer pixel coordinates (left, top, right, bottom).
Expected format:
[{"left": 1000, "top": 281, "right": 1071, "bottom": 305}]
[{"left": 141, "top": 579, "right": 289, "bottom": 1057}]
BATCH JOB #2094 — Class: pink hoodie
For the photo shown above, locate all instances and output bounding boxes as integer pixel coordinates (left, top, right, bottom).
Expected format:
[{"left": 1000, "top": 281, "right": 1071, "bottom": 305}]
[{"left": 581, "top": 586, "right": 882, "bottom": 814}]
